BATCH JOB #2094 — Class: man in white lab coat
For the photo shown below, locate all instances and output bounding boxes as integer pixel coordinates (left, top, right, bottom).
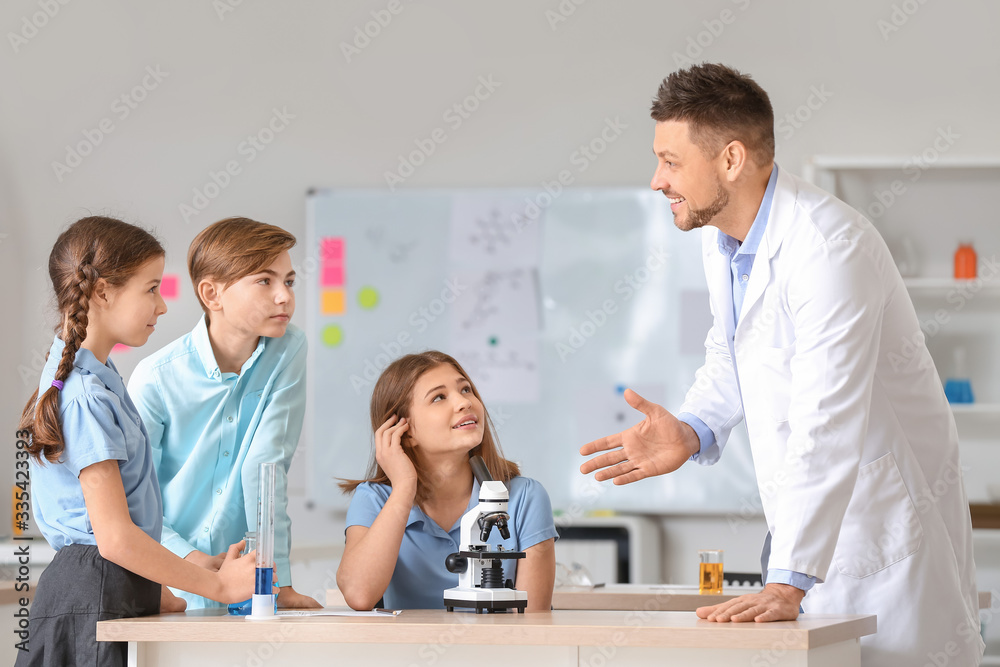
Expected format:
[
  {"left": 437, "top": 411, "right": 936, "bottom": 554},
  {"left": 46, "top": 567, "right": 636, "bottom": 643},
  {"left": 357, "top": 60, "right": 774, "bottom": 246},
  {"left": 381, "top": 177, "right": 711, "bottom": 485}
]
[{"left": 581, "top": 63, "right": 983, "bottom": 666}]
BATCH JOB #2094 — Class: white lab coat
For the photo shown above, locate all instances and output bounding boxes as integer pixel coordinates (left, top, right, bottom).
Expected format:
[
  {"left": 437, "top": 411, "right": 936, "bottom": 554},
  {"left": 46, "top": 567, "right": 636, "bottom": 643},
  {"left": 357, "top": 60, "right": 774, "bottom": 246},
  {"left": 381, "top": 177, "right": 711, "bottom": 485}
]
[{"left": 679, "top": 167, "right": 983, "bottom": 666}]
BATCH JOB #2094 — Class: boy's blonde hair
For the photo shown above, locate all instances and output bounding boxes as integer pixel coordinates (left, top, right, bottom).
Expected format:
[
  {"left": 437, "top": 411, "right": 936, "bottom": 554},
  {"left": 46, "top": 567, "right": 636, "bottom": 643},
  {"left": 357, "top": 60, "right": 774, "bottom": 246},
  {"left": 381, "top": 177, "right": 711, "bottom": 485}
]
[{"left": 187, "top": 217, "right": 296, "bottom": 314}]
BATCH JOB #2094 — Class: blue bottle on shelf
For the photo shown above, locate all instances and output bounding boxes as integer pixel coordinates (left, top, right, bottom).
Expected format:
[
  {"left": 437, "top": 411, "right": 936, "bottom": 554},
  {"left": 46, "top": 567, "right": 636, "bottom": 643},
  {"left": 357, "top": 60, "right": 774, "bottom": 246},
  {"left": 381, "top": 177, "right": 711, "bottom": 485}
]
[{"left": 944, "top": 347, "right": 975, "bottom": 405}]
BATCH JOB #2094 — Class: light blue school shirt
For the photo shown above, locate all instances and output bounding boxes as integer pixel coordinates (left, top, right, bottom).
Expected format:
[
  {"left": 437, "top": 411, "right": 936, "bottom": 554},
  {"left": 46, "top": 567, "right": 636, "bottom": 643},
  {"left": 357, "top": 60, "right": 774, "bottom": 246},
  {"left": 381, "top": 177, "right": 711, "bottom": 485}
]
[
  {"left": 129, "top": 316, "right": 307, "bottom": 608},
  {"left": 30, "top": 335, "right": 163, "bottom": 550},
  {"left": 346, "top": 477, "right": 559, "bottom": 610},
  {"left": 677, "top": 166, "right": 815, "bottom": 592}
]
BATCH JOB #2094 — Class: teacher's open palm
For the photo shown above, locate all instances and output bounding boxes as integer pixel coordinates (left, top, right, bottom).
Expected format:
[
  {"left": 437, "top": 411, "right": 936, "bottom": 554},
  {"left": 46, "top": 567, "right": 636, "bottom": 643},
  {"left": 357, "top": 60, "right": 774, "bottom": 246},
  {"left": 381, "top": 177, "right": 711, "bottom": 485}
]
[{"left": 579, "top": 389, "right": 700, "bottom": 484}]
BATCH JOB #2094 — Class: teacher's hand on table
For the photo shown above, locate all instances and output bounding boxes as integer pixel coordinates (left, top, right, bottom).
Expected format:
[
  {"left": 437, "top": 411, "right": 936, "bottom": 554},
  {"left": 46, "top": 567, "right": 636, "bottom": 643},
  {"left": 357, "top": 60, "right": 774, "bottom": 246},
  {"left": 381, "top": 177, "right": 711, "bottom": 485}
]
[
  {"left": 579, "top": 389, "right": 700, "bottom": 484},
  {"left": 696, "top": 583, "right": 805, "bottom": 623}
]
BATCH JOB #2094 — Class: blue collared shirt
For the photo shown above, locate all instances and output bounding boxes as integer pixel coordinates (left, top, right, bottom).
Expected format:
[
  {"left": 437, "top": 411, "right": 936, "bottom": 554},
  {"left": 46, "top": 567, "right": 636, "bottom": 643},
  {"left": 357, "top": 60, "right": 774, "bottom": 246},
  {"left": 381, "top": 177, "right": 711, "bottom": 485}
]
[
  {"left": 129, "top": 316, "right": 307, "bottom": 608},
  {"left": 677, "top": 166, "right": 817, "bottom": 592},
  {"left": 30, "top": 335, "right": 163, "bottom": 550},
  {"left": 345, "top": 477, "right": 559, "bottom": 609}
]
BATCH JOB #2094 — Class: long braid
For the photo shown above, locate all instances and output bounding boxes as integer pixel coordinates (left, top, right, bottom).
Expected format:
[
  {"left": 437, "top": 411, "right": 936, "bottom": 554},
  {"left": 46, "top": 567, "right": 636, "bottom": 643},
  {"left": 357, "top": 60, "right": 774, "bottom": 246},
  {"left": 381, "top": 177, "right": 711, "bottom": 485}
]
[
  {"left": 21, "top": 262, "right": 97, "bottom": 463},
  {"left": 59, "top": 262, "right": 97, "bottom": 377}
]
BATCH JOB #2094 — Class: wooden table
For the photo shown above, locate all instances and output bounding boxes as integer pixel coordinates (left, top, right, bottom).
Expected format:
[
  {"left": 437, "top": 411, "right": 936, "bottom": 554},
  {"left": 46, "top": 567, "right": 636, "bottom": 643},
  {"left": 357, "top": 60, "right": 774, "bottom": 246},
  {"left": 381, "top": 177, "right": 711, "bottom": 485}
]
[
  {"left": 551, "top": 584, "right": 994, "bottom": 612},
  {"left": 98, "top": 608, "right": 876, "bottom": 667},
  {"left": 553, "top": 584, "right": 745, "bottom": 610},
  {"left": 327, "top": 584, "right": 748, "bottom": 611}
]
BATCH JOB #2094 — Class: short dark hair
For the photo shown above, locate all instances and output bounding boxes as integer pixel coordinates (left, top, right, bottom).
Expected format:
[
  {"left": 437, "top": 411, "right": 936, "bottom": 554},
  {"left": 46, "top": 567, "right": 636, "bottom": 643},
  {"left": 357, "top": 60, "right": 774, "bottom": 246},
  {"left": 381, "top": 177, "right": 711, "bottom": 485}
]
[{"left": 650, "top": 63, "right": 774, "bottom": 166}]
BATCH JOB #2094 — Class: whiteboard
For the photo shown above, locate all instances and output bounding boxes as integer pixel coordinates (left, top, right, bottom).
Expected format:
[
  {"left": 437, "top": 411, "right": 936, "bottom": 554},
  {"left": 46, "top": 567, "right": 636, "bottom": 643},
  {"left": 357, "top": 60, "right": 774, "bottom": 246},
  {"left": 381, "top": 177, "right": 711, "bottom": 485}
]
[{"left": 304, "top": 188, "right": 758, "bottom": 515}]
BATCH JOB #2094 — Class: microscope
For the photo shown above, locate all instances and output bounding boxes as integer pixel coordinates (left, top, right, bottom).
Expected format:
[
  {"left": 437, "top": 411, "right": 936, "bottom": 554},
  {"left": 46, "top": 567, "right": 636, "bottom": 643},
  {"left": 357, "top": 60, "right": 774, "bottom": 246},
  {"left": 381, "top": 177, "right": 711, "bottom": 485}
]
[{"left": 443, "top": 455, "right": 528, "bottom": 614}]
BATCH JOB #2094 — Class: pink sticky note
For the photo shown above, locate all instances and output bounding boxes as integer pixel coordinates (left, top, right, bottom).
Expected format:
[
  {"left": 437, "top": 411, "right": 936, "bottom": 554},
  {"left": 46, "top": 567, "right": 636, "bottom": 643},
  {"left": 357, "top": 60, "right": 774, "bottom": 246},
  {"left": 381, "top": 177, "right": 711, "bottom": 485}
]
[
  {"left": 321, "top": 237, "right": 344, "bottom": 264},
  {"left": 321, "top": 265, "right": 344, "bottom": 287},
  {"left": 160, "top": 274, "right": 179, "bottom": 300},
  {"left": 112, "top": 344, "right": 130, "bottom": 354}
]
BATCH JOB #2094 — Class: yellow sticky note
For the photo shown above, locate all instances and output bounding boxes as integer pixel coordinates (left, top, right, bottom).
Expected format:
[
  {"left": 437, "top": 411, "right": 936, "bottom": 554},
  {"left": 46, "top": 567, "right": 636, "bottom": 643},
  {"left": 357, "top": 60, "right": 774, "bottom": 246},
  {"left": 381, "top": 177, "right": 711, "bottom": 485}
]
[{"left": 321, "top": 289, "right": 346, "bottom": 315}]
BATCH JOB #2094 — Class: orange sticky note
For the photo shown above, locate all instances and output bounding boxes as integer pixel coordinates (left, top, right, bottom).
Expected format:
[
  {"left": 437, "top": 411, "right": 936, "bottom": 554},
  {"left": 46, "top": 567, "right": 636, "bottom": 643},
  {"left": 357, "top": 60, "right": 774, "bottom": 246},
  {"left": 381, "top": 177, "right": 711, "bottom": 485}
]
[{"left": 321, "top": 289, "right": 346, "bottom": 315}]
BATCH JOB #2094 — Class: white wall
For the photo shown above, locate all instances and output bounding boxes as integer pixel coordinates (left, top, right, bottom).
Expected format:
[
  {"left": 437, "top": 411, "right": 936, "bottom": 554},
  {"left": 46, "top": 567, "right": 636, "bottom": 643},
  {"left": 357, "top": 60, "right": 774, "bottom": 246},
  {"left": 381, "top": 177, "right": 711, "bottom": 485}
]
[{"left": 2, "top": 0, "right": 999, "bottom": 652}]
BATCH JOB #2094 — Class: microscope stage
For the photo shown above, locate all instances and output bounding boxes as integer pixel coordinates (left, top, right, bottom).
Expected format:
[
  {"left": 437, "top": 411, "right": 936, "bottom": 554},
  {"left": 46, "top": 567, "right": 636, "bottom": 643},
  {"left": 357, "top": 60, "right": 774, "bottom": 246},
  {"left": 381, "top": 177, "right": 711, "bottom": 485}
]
[{"left": 458, "top": 549, "right": 525, "bottom": 560}]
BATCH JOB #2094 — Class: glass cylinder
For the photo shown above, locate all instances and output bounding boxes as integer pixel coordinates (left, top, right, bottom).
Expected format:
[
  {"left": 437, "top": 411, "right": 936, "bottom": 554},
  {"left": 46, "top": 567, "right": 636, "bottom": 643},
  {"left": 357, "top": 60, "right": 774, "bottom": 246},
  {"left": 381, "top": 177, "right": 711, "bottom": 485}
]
[
  {"left": 249, "top": 462, "right": 277, "bottom": 619},
  {"left": 699, "top": 549, "right": 724, "bottom": 595}
]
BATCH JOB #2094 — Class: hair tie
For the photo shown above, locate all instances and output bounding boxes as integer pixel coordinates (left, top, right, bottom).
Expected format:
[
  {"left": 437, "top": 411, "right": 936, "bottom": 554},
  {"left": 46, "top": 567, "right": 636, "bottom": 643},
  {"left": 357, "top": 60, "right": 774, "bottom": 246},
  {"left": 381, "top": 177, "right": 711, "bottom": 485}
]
[{"left": 51, "top": 380, "right": 65, "bottom": 391}]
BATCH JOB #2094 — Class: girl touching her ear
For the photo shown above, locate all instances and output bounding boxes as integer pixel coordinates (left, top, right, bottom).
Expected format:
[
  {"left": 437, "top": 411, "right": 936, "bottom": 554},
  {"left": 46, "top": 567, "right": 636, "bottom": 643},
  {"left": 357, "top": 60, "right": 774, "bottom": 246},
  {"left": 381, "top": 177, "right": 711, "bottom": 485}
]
[{"left": 337, "top": 351, "right": 557, "bottom": 612}]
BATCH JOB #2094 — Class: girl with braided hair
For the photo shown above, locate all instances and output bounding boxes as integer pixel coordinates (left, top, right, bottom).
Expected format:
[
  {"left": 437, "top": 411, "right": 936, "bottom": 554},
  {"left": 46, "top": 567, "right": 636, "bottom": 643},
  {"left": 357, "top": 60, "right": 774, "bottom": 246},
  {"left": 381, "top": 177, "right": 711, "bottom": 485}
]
[{"left": 17, "top": 216, "right": 255, "bottom": 667}]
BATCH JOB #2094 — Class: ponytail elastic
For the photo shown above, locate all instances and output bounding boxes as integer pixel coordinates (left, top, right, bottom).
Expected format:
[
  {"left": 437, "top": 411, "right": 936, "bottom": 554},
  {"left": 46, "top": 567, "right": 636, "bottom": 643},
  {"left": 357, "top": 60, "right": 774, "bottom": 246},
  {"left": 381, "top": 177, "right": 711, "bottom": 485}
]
[{"left": 51, "top": 380, "right": 64, "bottom": 391}]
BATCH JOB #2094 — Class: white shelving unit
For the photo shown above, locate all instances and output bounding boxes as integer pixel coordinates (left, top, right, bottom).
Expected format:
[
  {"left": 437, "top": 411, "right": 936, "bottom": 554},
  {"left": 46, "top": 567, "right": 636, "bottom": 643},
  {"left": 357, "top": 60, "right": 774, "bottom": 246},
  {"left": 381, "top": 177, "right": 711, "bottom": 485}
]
[
  {"left": 804, "top": 155, "right": 1000, "bottom": 450},
  {"left": 803, "top": 155, "right": 1000, "bottom": 195},
  {"left": 904, "top": 278, "right": 1000, "bottom": 292},
  {"left": 950, "top": 404, "right": 1000, "bottom": 415}
]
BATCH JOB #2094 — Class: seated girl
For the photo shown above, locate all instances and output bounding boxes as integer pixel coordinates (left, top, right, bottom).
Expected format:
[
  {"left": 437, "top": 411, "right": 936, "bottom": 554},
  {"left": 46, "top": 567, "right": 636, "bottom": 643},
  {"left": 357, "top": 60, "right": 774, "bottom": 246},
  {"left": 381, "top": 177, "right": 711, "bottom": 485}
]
[{"left": 337, "top": 351, "right": 557, "bottom": 612}]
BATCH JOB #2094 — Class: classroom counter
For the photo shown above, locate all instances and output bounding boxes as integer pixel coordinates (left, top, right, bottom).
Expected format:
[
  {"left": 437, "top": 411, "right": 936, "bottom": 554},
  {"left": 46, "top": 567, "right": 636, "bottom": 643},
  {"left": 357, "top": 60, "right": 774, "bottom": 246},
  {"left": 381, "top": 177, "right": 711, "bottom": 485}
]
[
  {"left": 330, "top": 584, "right": 994, "bottom": 612},
  {"left": 97, "top": 607, "right": 876, "bottom": 667},
  {"left": 552, "top": 584, "right": 744, "bottom": 610},
  {"left": 550, "top": 584, "right": 995, "bottom": 612}
]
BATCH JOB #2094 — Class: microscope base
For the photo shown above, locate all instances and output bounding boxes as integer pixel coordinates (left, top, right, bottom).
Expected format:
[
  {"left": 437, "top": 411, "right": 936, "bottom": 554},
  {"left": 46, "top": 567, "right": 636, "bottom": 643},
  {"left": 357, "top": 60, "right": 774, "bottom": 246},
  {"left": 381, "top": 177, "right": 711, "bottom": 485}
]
[{"left": 444, "top": 588, "right": 528, "bottom": 614}]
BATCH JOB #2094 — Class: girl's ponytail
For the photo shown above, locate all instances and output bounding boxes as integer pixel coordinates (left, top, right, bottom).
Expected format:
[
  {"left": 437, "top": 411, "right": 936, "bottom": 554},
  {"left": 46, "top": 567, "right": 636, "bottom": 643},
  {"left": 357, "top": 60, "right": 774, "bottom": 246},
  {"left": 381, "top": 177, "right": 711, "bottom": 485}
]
[{"left": 19, "top": 217, "right": 163, "bottom": 465}]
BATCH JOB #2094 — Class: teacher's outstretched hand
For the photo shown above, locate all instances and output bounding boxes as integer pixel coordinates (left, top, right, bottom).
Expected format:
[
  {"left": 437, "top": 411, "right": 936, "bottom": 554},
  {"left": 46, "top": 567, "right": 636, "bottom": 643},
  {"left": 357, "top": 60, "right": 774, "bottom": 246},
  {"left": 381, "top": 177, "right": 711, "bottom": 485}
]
[{"left": 579, "top": 389, "right": 701, "bottom": 485}]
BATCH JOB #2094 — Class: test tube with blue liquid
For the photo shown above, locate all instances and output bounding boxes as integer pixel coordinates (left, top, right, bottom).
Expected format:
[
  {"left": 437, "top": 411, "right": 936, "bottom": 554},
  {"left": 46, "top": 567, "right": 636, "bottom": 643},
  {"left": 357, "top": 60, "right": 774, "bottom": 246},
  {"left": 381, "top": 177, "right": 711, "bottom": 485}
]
[{"left": 248, "top": 461, "right": 277, "bottom": 620}]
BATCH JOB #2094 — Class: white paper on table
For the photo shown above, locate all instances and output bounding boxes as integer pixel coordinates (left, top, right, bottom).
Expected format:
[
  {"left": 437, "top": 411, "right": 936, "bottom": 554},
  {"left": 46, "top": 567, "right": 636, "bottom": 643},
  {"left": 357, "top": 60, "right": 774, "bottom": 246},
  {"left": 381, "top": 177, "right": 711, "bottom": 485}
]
[
  {"left": 448, "top": 196, "right": 541, "bottom": 269},
  {"left": 275, "top": 609, "right": 402, "bottom": 617}
]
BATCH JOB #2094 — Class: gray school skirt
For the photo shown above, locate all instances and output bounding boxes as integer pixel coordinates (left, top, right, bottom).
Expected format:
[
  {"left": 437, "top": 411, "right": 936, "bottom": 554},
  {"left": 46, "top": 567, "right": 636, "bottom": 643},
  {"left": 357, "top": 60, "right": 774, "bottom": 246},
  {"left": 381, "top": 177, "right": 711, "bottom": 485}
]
[{"left": 15, "top": 544, "right": 160, "bottom": 667}]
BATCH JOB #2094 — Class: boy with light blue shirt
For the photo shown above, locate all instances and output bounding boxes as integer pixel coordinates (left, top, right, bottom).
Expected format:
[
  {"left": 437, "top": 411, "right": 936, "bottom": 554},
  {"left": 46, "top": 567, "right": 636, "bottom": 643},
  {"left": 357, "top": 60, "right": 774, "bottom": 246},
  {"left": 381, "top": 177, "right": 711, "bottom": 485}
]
[{"left": 130, "top": 217, "right": 320, "bottom": 610}]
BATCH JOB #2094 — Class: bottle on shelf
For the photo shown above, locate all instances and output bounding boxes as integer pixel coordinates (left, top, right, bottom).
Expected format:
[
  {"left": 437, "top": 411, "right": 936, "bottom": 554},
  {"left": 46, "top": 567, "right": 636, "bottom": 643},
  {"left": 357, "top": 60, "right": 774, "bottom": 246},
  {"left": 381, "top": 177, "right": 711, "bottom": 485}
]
[
  {"left": 943, "top": 346, "right": 975, "bottom": 405},
  {"left": 954, "top": 242, "right": 977, "bottom": 280}
]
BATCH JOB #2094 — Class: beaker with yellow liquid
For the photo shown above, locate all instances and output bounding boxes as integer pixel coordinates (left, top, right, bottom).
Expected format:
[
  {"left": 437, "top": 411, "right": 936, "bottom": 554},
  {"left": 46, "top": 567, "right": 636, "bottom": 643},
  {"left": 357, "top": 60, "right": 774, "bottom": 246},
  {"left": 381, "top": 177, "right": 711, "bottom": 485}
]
[{"left": 699, "top": 549, "right": 724, "bottom": 595}]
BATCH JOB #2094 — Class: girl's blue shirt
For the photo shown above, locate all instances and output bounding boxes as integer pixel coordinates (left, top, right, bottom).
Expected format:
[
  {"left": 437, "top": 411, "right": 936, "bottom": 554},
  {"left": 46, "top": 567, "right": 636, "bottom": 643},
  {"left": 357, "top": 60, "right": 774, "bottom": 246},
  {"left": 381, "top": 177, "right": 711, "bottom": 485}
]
[
  {"left": 29, "top": 335, "right": 163, "bottom": 550},
  {"left": 345, "top": 475, "right": 558, "bottom": 609}
]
